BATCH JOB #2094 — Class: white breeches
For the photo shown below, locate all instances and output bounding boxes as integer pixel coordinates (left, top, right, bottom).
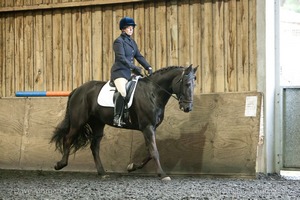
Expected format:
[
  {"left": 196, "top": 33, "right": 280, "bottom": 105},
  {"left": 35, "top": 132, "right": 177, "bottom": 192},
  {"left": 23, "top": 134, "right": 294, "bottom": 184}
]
[{"left": 114, "top": 77, "right": 128, "bottom": 97}]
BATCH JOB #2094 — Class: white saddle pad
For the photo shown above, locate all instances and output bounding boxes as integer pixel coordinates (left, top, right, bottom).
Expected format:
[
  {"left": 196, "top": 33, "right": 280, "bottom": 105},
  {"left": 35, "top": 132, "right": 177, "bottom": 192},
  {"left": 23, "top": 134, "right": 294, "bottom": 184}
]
[{"left": 97, "top": 77, "right": 140, "bottom": 108}]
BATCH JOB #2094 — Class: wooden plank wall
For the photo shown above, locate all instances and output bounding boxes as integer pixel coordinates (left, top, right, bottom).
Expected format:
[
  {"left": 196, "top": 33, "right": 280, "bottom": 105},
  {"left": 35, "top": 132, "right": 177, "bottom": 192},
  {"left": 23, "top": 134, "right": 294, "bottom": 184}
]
[
  {"left": 0, "top": 0, "right": 257, "bottom": 97},
  {"left": 0, "top": 92, "right": 262, "bottom": 176}
]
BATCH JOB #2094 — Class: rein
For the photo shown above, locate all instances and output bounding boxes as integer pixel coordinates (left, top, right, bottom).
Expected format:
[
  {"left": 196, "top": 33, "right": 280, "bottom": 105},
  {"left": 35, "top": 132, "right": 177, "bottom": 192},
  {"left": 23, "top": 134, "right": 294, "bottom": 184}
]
[
  {"left": 143, "top": 69, "right": 194, "bottom": 103},
  {"left": 143, "top": 75, "right": 179, "bottom": 101}
]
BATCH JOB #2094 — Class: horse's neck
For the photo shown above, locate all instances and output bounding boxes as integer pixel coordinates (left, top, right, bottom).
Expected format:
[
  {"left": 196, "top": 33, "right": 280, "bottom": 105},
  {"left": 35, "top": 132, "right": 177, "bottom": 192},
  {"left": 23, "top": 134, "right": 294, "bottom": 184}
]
[
  {"left": 150, "top": 70, "right": 180, "bottom": 101},
  {"left": 152, "top": 70, "right": 180, "bottom": 91}
]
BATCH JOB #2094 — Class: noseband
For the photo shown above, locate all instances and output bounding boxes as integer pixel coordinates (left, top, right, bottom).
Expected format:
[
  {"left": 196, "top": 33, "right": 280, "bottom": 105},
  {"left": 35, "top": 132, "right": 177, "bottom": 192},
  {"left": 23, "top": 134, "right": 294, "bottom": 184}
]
[{"left": 175, "top": 71, "right": 195, "bottom": 104}]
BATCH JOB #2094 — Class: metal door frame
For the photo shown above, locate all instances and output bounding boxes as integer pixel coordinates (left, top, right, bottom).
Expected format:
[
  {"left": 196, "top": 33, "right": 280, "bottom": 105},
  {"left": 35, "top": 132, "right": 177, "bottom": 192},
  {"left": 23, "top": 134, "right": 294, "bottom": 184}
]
[{"left": 274, "top": 0, "right": 300, "bottom": 172}]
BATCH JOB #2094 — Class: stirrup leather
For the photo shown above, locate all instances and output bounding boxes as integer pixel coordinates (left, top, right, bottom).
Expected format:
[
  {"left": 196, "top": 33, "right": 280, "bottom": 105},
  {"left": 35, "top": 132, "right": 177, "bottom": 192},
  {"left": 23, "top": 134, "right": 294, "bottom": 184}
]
[{"left": 113, "top": 115, "right": 125, "bottom": 127}]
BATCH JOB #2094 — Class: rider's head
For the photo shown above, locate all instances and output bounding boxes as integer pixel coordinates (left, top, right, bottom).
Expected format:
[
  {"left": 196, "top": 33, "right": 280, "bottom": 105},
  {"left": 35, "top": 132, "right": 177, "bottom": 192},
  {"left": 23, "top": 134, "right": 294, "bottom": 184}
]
[{"left": 119, "top": 17, "right": 136, "bottom": 30}]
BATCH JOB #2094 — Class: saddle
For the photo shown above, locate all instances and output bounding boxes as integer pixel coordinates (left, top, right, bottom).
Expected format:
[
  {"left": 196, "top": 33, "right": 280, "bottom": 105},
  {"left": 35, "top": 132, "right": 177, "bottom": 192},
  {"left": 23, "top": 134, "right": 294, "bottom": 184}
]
[
  {"left": 97, "top": 75, "right": 140, "bottom": 108},
  {"left": 109, "top": 78, "right": 137, "bottom": 104}
]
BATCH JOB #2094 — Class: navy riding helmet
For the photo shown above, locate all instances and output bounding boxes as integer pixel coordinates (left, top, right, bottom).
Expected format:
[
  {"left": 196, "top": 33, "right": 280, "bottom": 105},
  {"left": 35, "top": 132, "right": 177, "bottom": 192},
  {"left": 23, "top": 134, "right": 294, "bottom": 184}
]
[{"left": 119, "top": 17, "right": 136, "bottom": 30}]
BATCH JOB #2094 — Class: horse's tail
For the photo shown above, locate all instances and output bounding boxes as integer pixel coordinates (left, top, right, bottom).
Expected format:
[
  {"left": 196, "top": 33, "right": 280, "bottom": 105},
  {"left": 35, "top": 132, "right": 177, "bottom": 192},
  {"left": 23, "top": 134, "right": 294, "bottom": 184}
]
[{"left": 50, "top": 89, "right": 93, "bottom": 154}]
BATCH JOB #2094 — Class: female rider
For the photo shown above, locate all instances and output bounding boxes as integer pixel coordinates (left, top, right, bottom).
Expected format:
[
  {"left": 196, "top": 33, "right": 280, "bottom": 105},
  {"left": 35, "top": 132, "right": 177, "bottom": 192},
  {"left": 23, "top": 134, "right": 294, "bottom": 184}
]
[{"left": 111, "top": 17, "right": 152, "bottom": 127}]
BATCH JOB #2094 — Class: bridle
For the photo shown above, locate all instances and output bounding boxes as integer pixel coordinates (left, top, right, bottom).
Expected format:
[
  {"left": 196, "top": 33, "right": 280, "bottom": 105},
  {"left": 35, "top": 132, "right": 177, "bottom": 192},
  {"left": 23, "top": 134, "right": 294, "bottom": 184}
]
[
  {"left": 144, "top": 69, "right": 195, "bottom": 103},
  {"left": 175, "top": 71, "right": 195, "bottom": 104}
]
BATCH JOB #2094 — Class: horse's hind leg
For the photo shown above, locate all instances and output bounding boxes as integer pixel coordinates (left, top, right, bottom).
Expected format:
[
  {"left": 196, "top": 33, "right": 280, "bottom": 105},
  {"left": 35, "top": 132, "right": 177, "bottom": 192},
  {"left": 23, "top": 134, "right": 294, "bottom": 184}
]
[
  {"left": 54, "top": 127, "right": 78, "bottom": 170},
  {"left": 89, "top": 122, "right": 105, "bottom": 175}
]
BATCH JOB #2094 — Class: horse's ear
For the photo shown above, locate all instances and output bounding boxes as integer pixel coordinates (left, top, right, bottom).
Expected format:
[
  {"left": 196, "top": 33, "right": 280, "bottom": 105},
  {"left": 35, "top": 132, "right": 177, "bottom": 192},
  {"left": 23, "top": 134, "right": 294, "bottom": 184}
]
[
  {"left": 186, "top": 64, "right": 198, "bottom": 74},
  {"left": 193, "top": 65, "right": 199, "bottom": 74},
  {"left": 185, "top": 64, "right": 193, "bottom": 74}
]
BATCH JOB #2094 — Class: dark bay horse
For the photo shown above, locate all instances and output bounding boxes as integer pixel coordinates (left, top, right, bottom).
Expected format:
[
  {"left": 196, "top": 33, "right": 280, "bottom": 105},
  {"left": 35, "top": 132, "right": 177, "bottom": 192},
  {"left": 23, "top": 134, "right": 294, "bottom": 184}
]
[{"left": 51, "top": 65, "right": 198, "bottom": 180}]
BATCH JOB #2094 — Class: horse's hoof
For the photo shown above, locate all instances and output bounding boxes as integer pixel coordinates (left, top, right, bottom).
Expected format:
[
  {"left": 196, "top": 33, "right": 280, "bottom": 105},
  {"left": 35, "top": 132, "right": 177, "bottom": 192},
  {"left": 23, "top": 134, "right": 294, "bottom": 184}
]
[
  {"left": 101, "top": 175, "right": 110, "bottom": 179},
  {"left": 54, "top": 165, "right": 60, "bottom": 170},
  {"left": 54, "top": 162, "right": 67, "bottom": 170},
  {"left": 161, "top": 176, "right": 171, "bottom": 181},
  {"left": 127, "top": 163, "right": 134, "bottom": 172},
  {"left": 97, "top": 169, "right": 105, "bottom": 176}
]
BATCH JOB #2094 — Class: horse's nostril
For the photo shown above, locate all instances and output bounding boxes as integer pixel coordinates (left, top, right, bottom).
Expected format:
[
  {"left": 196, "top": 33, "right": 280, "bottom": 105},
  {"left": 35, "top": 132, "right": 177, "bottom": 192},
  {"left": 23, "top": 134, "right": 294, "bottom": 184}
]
[{"left": 185, "top": 106, "right": 193, "bottom": 112}]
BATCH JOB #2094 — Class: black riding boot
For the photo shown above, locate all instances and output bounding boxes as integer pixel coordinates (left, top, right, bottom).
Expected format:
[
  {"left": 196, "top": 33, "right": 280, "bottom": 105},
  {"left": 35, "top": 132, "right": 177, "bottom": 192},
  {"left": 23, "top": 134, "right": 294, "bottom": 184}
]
[{"left": 113, "top": 93, "right": 126, "bottom": 127}]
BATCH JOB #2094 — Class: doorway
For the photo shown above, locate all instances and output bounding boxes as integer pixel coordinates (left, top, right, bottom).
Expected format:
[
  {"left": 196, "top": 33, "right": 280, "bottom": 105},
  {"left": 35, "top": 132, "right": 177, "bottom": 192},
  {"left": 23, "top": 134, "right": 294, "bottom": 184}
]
[{"left": 279, "top": 0, "right": 300, "bottom": 169}]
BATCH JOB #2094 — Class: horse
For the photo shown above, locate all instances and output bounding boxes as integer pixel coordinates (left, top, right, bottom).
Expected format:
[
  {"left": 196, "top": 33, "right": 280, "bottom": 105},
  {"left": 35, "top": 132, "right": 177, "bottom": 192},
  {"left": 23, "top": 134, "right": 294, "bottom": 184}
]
[{"left": 51, "top": 64, "right": 198, "bottom": 180}]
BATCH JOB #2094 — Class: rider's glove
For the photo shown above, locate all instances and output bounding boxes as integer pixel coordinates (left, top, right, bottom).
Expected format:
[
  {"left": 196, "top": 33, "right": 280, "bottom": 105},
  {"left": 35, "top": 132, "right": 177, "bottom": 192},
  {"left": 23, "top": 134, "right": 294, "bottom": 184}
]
[{"left": 147, "top": 67, "right": 153, "bottom": 75}]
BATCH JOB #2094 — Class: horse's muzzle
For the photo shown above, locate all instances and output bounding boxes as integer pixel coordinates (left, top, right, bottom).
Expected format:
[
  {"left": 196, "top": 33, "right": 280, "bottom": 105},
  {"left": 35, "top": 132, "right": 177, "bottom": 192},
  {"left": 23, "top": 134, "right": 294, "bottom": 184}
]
[{"left": 179, "top": 102, "right": 193, "bottom": 112}]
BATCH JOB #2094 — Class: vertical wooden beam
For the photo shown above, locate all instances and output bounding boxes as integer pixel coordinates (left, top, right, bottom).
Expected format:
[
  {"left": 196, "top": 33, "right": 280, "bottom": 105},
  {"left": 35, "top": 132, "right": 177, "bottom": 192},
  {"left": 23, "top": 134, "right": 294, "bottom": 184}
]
[
  {"left": 201, "top": 0, "right": 213, "bottom": 93},
  {"left": 5, "top": 13, "right": 15, "bottom": 96},
  {"left": 122, "top": 1, "right": 134, "bottom": 71},
  {"left": 102, "top": 6, "right": 113, "bottom": 81},
  {"left": 43, "top": 0, "right": 51, "bottom": 4},
  {"left": 155, "top": 1, "right": 167, "bottom": 68},
  {"left": 1, "top": 1, "right": 6, "bottom": 94},
  {"left": 249, "top": 0, "right": 257, "bottom": 91},
  {"left": 237, "top": 0, "right": 249, "bottom": 92},
  {"left": 134, "top": 3, "right": 145, "bottom": 67},
  {"left": 24, "top": 0, "right": 32, "bottom": 6},
  {"left": 144, "top": 2, "right": 155, "bottom": 69},
  {"left": 112, "top": 4, "right": 123, "bottom": 44},
  {"left": 0, "top": 0, "right": 5, "bottom": 6},
  {"left": 123, "top": 3, "right": 133, "bottom": 18},
  {"left": 82, "top": 7, "right": 92, "bottom": 83},
  {"left": 72, "top": 8, "right": 83, "bottom": 87},
  {"left": 166, "top": 0, "right": 178, "bottom": 66},
  {"left": 212, "top": 0, "right": 224, "bottom": 92},
  {"left": 53, "top": 9, "right": 63, "bottom": 90},
  {"left": 15, "top": 0, "right": 24, "bottom": 93},
  {"left": 190, "top": 0, "right": 202, "bottom": 94},
  {"left": 24, "top": 12, "right": 34, "bottom": 91},
  {"left": 34, "top": 11, "right": 44, "bottom": 91},
  {"left": 110, "top": 4, "right": 123, "bottom": 80},
  {"left": 0, "top": 14, "right": 4, "bottom": 96},
  {"left": 15, "top": 0, "right": 24, "bottom": 7},
  {"left": 91, "top": 6, "right": 102, "bottom": 81},
  {"left": 0, "top": 2, "right": 3, "bottom": 94},
  {"left": 224, "top": 0, "right": 237, "bottom": 92},
  {"left": 4, "top": 13, "right": 13, "bottom": 96},
  {"left": 43, "top": 10, "right": 53, "bottom": 91},
  {"left": 62, "top": 8, "right": 73, "bottom": 90},
  {"left": 5, "top": 0, "right": 14, "bottom": 7},
  {"left": 14, "top": 0, "right": 23, "bottom": 6},
  {"left": 178, "top": 0, "right": 190, "bottom": 66}
]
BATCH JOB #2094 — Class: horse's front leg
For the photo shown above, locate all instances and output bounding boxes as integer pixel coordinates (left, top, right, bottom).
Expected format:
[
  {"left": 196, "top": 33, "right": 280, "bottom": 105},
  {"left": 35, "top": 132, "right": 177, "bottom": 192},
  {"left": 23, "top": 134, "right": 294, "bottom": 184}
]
[
  {"left": 127, "top": 155, "right": 152, "bottom": 172},
  {"left": 143, "top": 126, "right": 171, "bottom": 181}
]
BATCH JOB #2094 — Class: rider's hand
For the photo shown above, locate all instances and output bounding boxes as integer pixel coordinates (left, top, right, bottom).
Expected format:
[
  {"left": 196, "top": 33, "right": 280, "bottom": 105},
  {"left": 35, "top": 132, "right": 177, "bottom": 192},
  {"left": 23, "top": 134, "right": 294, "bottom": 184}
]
[
  {"left": 147, "top": 67, "right": 153, "bottom": 75},
  {"left": 132, "top": 66, "right": 142, "bottom": 76}
]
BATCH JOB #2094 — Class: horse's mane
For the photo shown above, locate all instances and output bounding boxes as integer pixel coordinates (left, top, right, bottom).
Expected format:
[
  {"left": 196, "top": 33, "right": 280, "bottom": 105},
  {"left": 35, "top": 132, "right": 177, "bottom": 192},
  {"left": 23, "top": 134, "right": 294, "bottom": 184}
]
[{"left": 150, "top": 66, "right": 184, "bottom": 76}]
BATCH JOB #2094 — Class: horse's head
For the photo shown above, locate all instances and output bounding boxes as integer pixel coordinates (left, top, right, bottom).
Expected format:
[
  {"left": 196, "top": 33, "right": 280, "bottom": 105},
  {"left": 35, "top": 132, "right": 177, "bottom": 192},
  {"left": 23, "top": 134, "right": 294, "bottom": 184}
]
[{"left": 174, "top": 65, "right": 198, "bottom": 112}]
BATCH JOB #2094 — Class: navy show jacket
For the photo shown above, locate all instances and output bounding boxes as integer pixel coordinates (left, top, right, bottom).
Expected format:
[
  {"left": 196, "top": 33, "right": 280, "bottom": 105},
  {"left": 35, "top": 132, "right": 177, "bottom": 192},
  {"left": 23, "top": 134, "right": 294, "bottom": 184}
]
[{"left": 111, "top": 32, "right": 151, "bottom": 80}]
